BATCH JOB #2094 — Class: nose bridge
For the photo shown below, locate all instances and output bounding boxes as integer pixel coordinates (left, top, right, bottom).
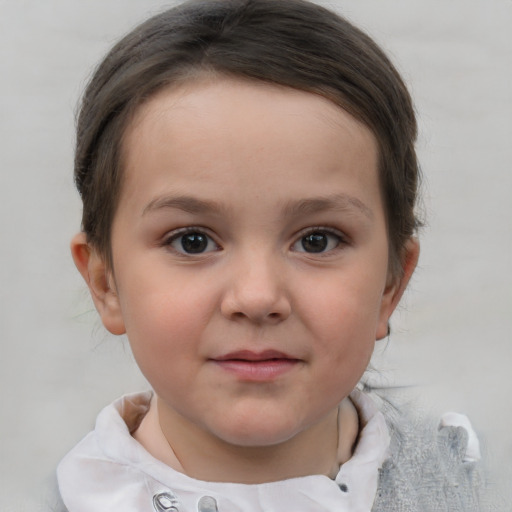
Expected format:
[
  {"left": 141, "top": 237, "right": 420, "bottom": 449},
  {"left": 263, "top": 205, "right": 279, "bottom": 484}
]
[{"left": 222, "top": 243, "right": 290, "bottom": 322}]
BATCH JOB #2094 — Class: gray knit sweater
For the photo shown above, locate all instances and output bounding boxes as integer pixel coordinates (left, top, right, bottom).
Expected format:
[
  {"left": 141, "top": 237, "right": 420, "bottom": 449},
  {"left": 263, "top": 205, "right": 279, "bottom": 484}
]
[{"left": 372, "top": 407, "right": 485, "bottom": 511}]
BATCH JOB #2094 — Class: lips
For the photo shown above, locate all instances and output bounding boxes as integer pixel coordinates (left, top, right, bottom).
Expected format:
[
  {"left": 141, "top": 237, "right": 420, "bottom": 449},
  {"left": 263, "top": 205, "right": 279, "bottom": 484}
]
[
  {"left": 214, "top": 349, "right": 296, "bottom": 362},
  {"left": 211, "top": 350, "right": 301, "bottom": 381}
]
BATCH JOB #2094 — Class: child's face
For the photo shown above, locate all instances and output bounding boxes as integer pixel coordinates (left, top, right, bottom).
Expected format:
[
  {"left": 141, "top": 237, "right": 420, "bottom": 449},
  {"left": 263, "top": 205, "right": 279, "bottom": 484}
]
[{"left": 77, "top": 77, "right": 415, "bottom": 448}]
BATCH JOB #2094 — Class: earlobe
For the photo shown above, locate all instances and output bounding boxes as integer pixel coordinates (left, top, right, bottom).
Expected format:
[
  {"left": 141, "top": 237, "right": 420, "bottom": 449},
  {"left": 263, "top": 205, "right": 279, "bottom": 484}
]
[
  {"left": 70, "top": 232, "right": 126, "bottom": 335},
  {"left": 376, "top": 238, "right": 420, "bottom": 340}
]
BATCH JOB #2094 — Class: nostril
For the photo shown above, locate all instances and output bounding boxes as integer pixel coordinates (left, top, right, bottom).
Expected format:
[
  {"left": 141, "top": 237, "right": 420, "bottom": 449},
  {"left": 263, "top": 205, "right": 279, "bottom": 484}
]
[
  {"left": 220, "top": 286, "right": 291, "bottom": 323},
  {"left": 231, "top": 310, "right": 281, "bottom": 321}
]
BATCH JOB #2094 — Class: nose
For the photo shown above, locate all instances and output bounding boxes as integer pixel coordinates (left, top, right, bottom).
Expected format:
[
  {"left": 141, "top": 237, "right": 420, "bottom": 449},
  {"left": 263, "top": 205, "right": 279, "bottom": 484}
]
[{"left": 220, "top": 251, "right": 291, "bottom": 324}]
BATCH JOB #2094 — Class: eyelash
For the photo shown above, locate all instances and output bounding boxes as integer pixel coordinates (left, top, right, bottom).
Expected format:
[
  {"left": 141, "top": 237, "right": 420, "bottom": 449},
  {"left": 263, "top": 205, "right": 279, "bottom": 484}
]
[
  {"left": 161, "top": 226, "right": 348, "bottom": 256},
  {"left": 162, "top": 227, "right": 220, "bottom": 256},
  {"left": 291, "top": 227, "right": 348, "bottom": 256}
]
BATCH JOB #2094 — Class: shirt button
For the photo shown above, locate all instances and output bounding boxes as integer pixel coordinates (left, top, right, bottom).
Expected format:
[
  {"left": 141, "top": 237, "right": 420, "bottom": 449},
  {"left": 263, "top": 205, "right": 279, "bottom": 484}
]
[
  {"left": 198, "top": 496, "right": 219, "bottom": 512},
  {"left": 153, "top": 491, "right": 180, "bottom": 511},
  {"left": 338, "top": 483, "right": 349, "bottom": 493}
]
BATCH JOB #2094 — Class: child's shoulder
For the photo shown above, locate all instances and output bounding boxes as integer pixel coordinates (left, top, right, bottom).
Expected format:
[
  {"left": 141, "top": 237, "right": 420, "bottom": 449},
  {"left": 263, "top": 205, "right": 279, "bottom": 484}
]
[{"left": 369, "top": 389, "right": 488, "bottom": 512}]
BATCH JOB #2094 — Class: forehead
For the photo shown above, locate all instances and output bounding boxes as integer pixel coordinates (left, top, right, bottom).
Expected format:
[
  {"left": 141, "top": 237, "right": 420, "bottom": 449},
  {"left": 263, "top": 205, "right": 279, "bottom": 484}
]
[
  {"left": 119, "top": 77, "right": 380, "bottom": 213},
  {"left": 126, "top": 76, "right": 376, "bottom": 146}
]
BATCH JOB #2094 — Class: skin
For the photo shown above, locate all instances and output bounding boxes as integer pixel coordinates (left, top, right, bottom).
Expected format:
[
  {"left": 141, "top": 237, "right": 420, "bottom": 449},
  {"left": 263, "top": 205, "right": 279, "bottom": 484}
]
[{"left": 72, "top": 77, "right": 419, "bottom": 484}]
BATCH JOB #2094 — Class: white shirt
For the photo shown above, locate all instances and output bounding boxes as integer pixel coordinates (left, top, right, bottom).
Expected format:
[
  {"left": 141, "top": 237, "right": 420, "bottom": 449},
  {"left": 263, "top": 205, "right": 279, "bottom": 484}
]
[{"left": 58, "top": 388, "right": 390, "bottom": 512}]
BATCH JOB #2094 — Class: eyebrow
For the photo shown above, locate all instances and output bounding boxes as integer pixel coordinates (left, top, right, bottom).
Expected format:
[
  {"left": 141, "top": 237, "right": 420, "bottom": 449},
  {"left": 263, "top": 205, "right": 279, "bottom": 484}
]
[
  {"left": 142, "top": 193, "right": 373, "bottom": 219},
  {"left": 282, "top": 194, "right": 374, "bottom": 220},
  {"left": 142, "top": 195, "right": 226, "bottom": 216}
]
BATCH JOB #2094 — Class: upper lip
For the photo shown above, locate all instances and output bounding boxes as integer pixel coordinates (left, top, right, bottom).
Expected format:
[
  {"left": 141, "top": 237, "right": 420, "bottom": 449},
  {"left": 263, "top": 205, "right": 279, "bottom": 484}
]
[{"left": 212, "top": 350, "right": 298, "bottom": 361}]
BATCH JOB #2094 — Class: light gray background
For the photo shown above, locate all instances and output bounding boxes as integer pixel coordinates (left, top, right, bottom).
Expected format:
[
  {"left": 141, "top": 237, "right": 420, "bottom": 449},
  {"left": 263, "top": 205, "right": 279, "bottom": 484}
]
[{"left": 1, "top": 1, "right": 511, "bottom": 510}]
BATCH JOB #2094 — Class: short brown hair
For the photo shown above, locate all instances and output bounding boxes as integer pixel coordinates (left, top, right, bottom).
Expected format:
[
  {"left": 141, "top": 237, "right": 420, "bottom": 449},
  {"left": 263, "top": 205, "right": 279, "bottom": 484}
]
[{"left": 74, "top": 0, "right": 420, "bottom": 275}]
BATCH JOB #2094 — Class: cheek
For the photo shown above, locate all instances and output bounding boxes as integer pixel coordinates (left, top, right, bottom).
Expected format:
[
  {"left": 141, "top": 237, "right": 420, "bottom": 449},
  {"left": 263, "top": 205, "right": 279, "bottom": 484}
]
[
  {"left": 117, "top": 276, "right": 216, "bottom": 373},
  {"left": 304, "top": 286, "right": 380, "bottom": 399},
  {"left": 297, "top": 271, "right": 385, "bottom": 359},
  {"left": 305, "top": 278, "right": 384, "bottom": 328}
]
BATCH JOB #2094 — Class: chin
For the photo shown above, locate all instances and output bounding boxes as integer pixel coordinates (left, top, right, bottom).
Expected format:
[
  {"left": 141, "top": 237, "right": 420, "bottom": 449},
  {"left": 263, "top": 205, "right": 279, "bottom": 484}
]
[{"left": 209, "top": 413, "right": 305, "bottom": 448}]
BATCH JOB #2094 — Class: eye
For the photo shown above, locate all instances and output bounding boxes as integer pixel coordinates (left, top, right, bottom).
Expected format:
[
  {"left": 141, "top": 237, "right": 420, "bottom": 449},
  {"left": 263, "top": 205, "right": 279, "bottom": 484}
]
[
  {"left": 166, "top": 229, "right": 219, "bottom": 255},
  {"left": 292, "top": 229, "right": 344, "bottom": 254}
]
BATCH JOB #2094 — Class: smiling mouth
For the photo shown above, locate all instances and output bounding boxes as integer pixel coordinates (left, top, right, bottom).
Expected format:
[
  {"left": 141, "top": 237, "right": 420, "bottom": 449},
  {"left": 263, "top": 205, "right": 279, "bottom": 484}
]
[{"left": 211, "top": 350, "right": 301, "bottom": 381}]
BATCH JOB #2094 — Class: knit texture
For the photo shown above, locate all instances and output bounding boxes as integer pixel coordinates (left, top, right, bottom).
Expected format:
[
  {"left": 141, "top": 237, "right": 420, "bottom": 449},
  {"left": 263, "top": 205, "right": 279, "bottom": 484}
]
[{"left": 372, "top": 406, "right": 485, "bottom": 511}]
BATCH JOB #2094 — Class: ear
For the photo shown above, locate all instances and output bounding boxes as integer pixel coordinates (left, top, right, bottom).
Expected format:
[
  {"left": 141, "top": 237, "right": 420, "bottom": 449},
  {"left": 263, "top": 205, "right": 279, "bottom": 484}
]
[
  {"left": 70, "top": 232, "right": 126, "bottom": 335},
  {"left": 376, "top": 238, "right": 420, "bottom": 340}
]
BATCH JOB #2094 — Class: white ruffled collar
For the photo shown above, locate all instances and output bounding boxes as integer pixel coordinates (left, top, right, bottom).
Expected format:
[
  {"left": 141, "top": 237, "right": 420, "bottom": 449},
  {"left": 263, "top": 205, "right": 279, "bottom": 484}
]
[{"left": 58, "top": 389, "right": 390, "bottom": 512}]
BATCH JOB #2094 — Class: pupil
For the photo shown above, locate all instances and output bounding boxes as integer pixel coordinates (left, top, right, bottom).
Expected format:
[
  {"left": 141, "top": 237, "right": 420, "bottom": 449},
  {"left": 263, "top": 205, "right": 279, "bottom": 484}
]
[
  {"left": 181, "top": 233, "right": 207, "bottom": 253},
  {"left": 302, "top": 233, "right": 327, "bottom": 253}
]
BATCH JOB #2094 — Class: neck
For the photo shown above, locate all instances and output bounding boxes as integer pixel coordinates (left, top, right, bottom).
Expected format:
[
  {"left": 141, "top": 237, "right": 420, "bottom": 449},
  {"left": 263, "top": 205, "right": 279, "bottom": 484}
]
[{"left": 135, "top": 395, "right": 359, "bottom": 484}]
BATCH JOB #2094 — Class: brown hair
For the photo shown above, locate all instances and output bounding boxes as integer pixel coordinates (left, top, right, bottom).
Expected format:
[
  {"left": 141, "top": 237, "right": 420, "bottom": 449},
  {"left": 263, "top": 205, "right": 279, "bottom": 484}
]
[{"left": 74, "top": 0, "right": 420, "bottom": 275}]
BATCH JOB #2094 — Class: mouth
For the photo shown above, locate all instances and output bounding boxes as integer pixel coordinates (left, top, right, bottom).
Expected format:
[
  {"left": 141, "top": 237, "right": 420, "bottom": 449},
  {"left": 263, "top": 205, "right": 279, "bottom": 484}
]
[{"left": 210, "top": 350, "right": 301, "bottom": 381}]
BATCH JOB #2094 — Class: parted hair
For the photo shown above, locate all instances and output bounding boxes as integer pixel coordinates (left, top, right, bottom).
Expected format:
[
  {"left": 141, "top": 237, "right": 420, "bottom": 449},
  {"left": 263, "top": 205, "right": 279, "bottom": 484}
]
[{"left": 74, "top": 0, "right": 420, "bottom": 275}]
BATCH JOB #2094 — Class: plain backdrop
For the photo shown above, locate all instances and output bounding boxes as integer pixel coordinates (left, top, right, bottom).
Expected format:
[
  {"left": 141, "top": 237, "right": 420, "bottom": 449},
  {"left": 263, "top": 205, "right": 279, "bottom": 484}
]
[{"left": 0, "top": 1, "right": 511, "bottom": 510}]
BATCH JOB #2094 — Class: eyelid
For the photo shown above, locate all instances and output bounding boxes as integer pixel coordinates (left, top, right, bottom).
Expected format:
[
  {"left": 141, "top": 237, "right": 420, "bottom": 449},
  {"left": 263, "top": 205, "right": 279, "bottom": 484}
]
[
  {"left": 294, "top": 225, "right": 348, "bottom": 242},
  {"left": 162, "top": 226, "right": 221, "bottom": 255},
  {"left": 291, "top": 226, "right": 349, "bottom": 254}
]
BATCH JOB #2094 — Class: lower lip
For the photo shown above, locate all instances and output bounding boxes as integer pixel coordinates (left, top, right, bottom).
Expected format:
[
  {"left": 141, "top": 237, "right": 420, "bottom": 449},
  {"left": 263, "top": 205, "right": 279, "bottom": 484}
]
[{"left": 212, "top": 359, "right": 299, "bottom": 381}]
